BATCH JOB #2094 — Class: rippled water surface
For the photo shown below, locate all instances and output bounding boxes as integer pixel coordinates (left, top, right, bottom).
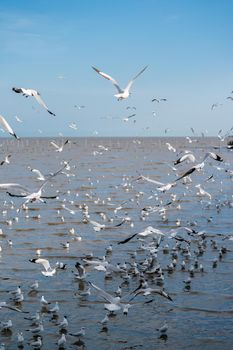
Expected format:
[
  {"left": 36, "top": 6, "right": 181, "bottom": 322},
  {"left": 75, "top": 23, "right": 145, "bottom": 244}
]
[{"left": 0, "top": 137, "right": 233, "bottom": 349}]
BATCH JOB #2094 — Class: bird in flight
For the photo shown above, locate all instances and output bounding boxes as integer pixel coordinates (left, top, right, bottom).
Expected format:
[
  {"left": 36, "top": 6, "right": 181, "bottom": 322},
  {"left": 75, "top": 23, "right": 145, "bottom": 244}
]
[
  {"left": 0, "top": 114, "right": 19, "bottom": 139},
  {"left": 12, "top": 87, "right": 56, "bottom": 116},
  {"left": 92, "top": 65, "right": 148, "bottom": 100}
]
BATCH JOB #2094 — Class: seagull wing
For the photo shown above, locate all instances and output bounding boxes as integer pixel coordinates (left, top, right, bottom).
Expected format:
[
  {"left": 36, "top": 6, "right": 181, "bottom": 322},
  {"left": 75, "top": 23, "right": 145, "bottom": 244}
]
[
  {"left": 31, "top": 168, "right": 46, "bottom": 180},
  {"left": 175, "top": 167, "right": 197, "bottom": 182},
  {"left": 89, "top": 220, "right": 104, "bottom": 228},
  {"left": 124, "top": 66, "right": 148, "bottom": 92},
  {"left": 174, "top": 153, "right": 196, "bottom": 165},
  {"left": 92, "top": 66, "right": 123, "bottom": 93},
  {"left": 89, "top": 282, "right": 116, "bottom": 304},
  {"left": 33, "top": 258, "right": 51, "bottom": 271},
  {"left": 138, "top": 175, "right": 164, "bottom": 186},
  {"left": 32, "top": 92, "right": 55, "bottom": 116},
  {"left": 75, "top": 262, "right": 85, "bottom": 276},
  {"left": 0, "top": 115, "right": 19, "bottom": 139},
  {"left": 50, "top": 141, "right": 60, "bottom": 150},
  {"left": 117, "top": 232, "right": 138, "bottom": 244},
  {"left": 205, "top": 152, "right": 223, "bottom": 162}
]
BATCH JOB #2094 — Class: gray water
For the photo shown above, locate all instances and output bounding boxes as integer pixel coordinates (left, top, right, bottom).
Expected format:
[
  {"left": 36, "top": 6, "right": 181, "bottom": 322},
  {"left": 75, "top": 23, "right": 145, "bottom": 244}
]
[{"left": 0, "top": 136, "right": 232, "bottom": 349}]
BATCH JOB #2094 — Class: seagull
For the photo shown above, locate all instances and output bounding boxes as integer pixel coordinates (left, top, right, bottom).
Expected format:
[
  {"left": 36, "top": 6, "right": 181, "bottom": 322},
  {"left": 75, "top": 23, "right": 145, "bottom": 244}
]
[
  {"left": 195, "top": 184, "right": 212, "bottom": 199},
  {"left": 14, "top": 116, "right": 23, "bottom": 123},
  {"left": 165, "top": 142, "right": 176, "bottom": 152},
  {"left": 50, "top": 139, "right": 70, "bottom": 152},
  {"left": 0, "top": 155, "right": 11, "bottom": 166},
  {"left": 17, "top": 332, "right": 24, "bottom": 347},
  {"left": 157, "top": 321, "right": 168, "bottom": 334},
  {"left": 89, "top": 282, "right": 132, "bottom": 314},
  {"left": 130, "top": 287, "right": 172, "bottom": 301},
  {"left": 152, "top": 97, "right": 167, "bottom": 102},
  {"left": 29, "top": 280, "right": 39, "bottom": 292},
  {"left": 57, "top": 333, "right": 66, "bottom": 347},
  {"left": 57, "top": 316, "right": 68, "bottom": 330},
  {"left": 0, "top": 115, "right": 19, "bottom": 139},
  {"left": 48, "top": 302, "right": 60, "bottom": 315},
  {"left": 118, "top": 226, "right": 164, "bottom": 245},
  {"left": 74, "top": 262, "right": 87, "bottom": 280},
  {"left": 0, "top": 319, "right": 13, "bottom": 331},
  {"left": 211, "top": 103, "right": 219, "bottom": 110},
  {"left": 12, "top": 87, "right": 55, "bottom": 116},
  {"left": 92, "top": 65, "right": 148, "bottom": 100},
  {"left": 69, "top": 327, "right": 85, "bottom": 338},
  {"left": 174, "top": 153, "right": 196, "bottom": 165},
  {"left": 123, "top": 113, "right": 136, "bottom": 122},
  {"left": 69, "top": 122, "right": 78, "bottom": 130},
  {"left": 28, "top": 336, "right": 42, "bottom": 349},
  {"left": 29, "top": 258, "right": 57, "bottom": 276}
]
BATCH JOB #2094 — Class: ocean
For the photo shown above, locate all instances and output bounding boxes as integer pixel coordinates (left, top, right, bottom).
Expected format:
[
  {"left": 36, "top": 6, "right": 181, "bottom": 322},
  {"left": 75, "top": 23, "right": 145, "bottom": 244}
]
[{"left": 0, "top": 136, "right": 232, "bottom": 349}]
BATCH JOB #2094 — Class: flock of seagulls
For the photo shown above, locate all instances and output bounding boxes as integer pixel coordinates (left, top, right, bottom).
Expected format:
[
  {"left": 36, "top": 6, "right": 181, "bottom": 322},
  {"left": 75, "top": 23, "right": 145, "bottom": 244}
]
[
  {"left": 0, "top": 64, "right": 232, "bottom": 349},
  {"left": 0, "top": 133, "right": 232, "bottom": 349}
]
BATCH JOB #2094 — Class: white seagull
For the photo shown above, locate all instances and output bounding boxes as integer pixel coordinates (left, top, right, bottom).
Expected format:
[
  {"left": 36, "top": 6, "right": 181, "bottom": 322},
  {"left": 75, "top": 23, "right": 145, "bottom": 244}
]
[
  {"left": 118, "top": 226, "right": 164, "bottom": 245},
  {"left": 0, "top": 155, "right": 11, "bottom": 166},
  {"left": 92, "top": 65, "right": 148, "bottom": 100},
  {"left": 89, "top": 282, "right": 132, "bottom": 314},
  {"left": 0, "top": 115, "right": 19, "bottom": 139},
  {"left": 174, "top": 153, "right": 196, "bottom": 165},
  {"left": 12, "top": 87, "right": 55, "bottom": 116},
  {"left": 29, "top": 258, "right": 57, "bottom": 276},
  {"left": 50, "top": 139, "right": 70, "bottom": 152}
]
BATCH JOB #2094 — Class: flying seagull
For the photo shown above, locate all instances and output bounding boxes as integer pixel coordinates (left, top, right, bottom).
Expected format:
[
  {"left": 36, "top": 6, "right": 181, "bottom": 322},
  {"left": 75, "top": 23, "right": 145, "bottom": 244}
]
[
  {"left": 118, "top": 226, "right": 164, "bottom": 245},
  {"left": 92, "top": 65, "right": 148, "bottom": 100},
  {"left": 50, "top": 139, "right": 70, "bottom": 152},
  {"left": 12, "top": 87, "right": 55, "bottom": 116},
  {"left": 0, "top": 115, "right": 19, "bottom": 139},
  {"left": 174, "top": 153, "right": 196, "bottom": 165},
  {"left": 29, "top": 258, "right": 57, "bottom": 276}
]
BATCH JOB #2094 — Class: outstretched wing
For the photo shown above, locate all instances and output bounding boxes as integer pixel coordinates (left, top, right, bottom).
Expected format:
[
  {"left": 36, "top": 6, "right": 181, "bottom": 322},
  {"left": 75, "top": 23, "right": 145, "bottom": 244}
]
[
  {"left": 92, "top": 66, "right": 123, "bottom": 93},
  {"left": 117, "top": 233, "right": 138, "bottom": 244},
  {"left": 89, "top": 282, "right": 116, "bottom": 304},
  {"left": 0, "top": 115, "right": 19, "bottom": 139},
  {"left": 32, "top": 92, "right": 55, "bottom": 116},
  {"left": 31, "top": 168, "right": 46, "bottom": 180},
  {"left": 30, "top": 258, "right": 51, "bottom": 271},
  {"left": 50, "top": 141, "right": 60, "bottom": 150},
  {"left": 137, "top": 175, "right": 164, "bottom": 186},
  {"left": 175, "top": 167, "right": 196, "bottom": 182},
  {"left": 125, "top": 66, "right": 148, "bottom": 92}
]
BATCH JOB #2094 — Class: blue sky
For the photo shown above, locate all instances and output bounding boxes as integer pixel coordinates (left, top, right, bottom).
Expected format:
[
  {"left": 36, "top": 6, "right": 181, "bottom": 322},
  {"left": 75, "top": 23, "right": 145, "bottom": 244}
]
[{"left": 1, "top": 0, "right": 233, "bottom": 137}]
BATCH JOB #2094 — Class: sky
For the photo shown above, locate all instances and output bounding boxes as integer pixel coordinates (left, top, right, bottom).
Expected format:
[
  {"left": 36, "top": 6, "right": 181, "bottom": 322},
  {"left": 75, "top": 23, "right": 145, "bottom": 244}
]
[{"left": 1, "top": 0, "right": 233, "bottom": 137}]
